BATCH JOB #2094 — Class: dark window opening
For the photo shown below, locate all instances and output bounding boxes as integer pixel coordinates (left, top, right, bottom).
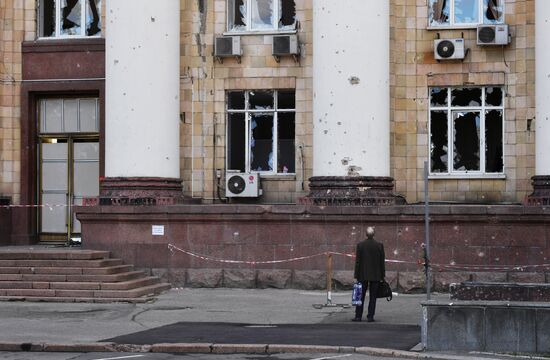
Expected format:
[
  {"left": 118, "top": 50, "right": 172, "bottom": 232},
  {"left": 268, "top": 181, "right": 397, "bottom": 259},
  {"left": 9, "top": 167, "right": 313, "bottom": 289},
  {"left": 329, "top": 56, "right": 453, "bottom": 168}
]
[
  {"left": 278, "top": 112, "right": 295, "bottom": 173},
  {"left": 430, "top": 111, "right": 448, "bottom": 173},
  {"left": 280, "top": 0, "right": 296, "bottom": 28},
  {"left": 485, "top": 0, "right": 503, "bottom": 23},
  {"left": 86, "top": 0, "right": 101, "bottom": 36},
  {"left": 40, "top": 0, "right": 56, "bottom": 37},
  {"left": 227, "top": 90, "right": 295, "bottom": 175},
  {"left": 485, "top": 87, "right": 503, "bottom": 106},
  {"left": 485, "top": 110, "right": 503, "bottom": 173},
  {"left": 228, "top": 113, "right": 246, "bottom": 172},
  {"left": 453, "top": 111, "right": 480, "bottom": 171},
  {"left": 451, "top": 88, "right": 482, "bottom": 107},
  {"left": 230, "top": 0, "right": 247, "bottom": 28},
  {"left": 250, "top": 114, "right": 274, "bottom": 172},
  {"left": 430, "top": 88, "right": 448, "bottom": 107},
  {"left": 249, "top": 91, "right": 274, "bottom": 110}
]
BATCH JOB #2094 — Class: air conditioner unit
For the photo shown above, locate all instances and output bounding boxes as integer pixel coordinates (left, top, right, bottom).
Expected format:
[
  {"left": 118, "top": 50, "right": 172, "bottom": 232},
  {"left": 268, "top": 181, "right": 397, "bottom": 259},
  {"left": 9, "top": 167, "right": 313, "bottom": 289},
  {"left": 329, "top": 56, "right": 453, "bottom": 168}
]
[
  {"left": 434, "top": 38, "right": 465, "bottom": 60},
  {"left": 272, "top": 34, "right": 300, "bottom": 62},
  {"left": 226, "top": 172, "right": 261, "bottom": 198},
  {"left": 214, "top": 36, "right": 242, "bottom": 62},
  {"left": 477, "top": 24, "right": 510, "bottom": 45}
]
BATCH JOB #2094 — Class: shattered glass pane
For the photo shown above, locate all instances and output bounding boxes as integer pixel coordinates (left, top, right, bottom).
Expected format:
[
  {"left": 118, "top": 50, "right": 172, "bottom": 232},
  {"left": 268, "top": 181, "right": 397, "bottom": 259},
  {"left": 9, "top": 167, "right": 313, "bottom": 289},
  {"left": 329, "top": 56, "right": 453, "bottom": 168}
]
[
  {"left": 485, "top": 87, "right": 503, "bottom": 107},
  {"left": 485, "top": 110, "right": 503, "bottom": 173},
  {"left": 249, "top": 90, "right": 274, "bottom": 110},
  {"left": 228, "top": 113, "right": 246, "bottom": 172},
  {"left": 430, "top": 111, "right": 449, "bottom": 173},
  {"left": 279, "top": 0, "right": 296, "bottom": 29},
  {"left": 228, "top": 92, "right": 246, "bottom": 110},
  {"left": 61, "top": 0, "right": 82, "bottom": 36},
  {"left": 453, "top": 111, "right": 480, "bottom": 171},
  {"left": 278, "top": 112, "right": 295, "bottom": 173},
  {"left": 451, "top": 88, "right": 482, "bottom": 107},
  {"left": 251, "top": 0, "right": 275, "bottom": 30},
  {"left": 430, "top": 88, "right": 448, "bottom": 107},
  {"left": 454, "top": 0, "right": 479, "bottom": 24},
  {"left": 229, "top": 0, "right": 247, "bottom": 31},
  {"left": 484, "top": 0, "right": 504, "bottom": 24},
  {"left": 86, "top": 0, "right": 101, "bottom": 36},
  {"left": 277, "top": 91, "right": 295, "bottom": 109},
  {"left": 40, "top": 0, "right": 56, "bottom": 37},
  {"left": 250, "top": 114, "right": 274, "bottom": 172},
  {"left": 429, "top": 0, "right": 450, "bottom": 26}
]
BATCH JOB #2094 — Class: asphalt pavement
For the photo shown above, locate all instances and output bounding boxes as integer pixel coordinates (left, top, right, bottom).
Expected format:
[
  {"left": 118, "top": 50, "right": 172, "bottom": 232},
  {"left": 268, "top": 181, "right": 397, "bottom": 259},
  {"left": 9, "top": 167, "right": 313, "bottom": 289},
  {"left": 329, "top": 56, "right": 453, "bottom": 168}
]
[{"left": 0, "top": 289, "right": 515, "bottom": 359}]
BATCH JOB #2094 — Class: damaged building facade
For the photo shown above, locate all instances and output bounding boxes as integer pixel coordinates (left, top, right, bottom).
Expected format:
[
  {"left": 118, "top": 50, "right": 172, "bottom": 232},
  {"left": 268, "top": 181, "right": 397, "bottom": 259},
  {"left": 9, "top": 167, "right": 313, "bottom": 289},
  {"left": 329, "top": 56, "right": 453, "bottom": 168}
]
[{"left": 1, "top": 0, "right": 550, "bottom": 290}]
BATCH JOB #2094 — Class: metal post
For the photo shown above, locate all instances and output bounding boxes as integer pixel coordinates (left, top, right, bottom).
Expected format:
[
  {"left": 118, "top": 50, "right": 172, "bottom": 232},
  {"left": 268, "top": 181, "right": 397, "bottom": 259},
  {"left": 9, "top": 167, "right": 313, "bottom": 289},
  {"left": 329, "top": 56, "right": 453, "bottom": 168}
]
[
  {"left": 326, "top": 253, "right": 333, "bottom": 305},
  {"left": 424, "top": 161, "right": 431, "bottom": 301}
]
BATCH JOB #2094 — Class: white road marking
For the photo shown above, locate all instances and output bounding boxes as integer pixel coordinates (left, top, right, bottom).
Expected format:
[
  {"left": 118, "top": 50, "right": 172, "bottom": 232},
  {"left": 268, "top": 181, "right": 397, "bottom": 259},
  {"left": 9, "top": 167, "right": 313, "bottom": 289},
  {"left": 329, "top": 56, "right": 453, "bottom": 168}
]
[
  {"left": 92, "top": 355, "right": 145, "bottom": 360},
  {"left": 311, "top": 354, "right": 352, "bottom": 360}
]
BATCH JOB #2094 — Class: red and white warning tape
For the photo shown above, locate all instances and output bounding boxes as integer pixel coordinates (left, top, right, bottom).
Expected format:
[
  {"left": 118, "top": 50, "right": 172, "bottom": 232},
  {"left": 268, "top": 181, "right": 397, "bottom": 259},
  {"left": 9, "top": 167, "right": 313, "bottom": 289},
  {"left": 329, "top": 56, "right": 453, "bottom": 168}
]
[{"left": 168, "top": 244, "right": 550, "bottom": 272}]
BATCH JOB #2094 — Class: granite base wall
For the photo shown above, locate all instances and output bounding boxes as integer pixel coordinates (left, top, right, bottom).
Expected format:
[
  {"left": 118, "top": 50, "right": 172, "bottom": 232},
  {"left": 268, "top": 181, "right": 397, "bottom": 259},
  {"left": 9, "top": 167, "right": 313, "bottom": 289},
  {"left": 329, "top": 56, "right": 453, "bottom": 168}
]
[
  {"left": 0, "top": 207, "right": 11, "bottom": 246},
  {"left": 422, "top": 302, "right": 550, "bottom": 353},
  {"left": 76, "top": 204, "right": 550, "bottom": 290}
]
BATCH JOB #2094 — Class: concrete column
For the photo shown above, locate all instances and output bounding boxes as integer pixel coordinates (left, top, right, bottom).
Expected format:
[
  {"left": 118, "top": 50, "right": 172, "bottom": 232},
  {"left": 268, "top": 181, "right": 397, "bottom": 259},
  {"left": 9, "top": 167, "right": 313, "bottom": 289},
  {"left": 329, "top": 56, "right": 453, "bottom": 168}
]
[
  {"left": 103, "top": 0, "right": 182, "bottom": 201},
  {"left": 310, "top": 0, "right": 394, "bottom": 204},
  {"left": 529, "top": 0, "right": 550, "bottom": 204}
]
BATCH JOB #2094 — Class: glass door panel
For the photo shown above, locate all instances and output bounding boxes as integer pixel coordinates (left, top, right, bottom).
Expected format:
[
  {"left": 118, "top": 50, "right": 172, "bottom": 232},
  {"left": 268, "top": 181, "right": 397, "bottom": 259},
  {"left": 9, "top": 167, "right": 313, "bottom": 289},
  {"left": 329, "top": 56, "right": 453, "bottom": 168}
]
[
  {"left": 40, "top": 142, "right": 69, "bottom": 234},
  {"left": 72, "top": 141, "right": 99, "bottom": 234}
]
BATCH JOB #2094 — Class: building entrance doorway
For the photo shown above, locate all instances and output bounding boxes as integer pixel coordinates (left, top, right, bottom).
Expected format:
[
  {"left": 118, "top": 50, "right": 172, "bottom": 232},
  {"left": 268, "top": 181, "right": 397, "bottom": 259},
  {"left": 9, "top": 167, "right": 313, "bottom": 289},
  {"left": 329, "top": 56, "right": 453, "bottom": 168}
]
[{"left": 38, "top": 97, "right": 100, "bottom": 242}]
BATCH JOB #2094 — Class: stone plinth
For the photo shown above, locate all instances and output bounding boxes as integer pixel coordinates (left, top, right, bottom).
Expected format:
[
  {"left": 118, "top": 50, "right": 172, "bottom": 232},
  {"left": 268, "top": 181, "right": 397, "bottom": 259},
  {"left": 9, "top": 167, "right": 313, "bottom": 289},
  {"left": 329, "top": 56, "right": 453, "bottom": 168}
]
[
  {"left": 306, "top": 176, "right": 402, "bottom": 206},
  {"left": 99, "top": 177, "right": 184, "bottom": 205},
  {"left": 526, "top": 176, "right": 550, "bottom": 205}
]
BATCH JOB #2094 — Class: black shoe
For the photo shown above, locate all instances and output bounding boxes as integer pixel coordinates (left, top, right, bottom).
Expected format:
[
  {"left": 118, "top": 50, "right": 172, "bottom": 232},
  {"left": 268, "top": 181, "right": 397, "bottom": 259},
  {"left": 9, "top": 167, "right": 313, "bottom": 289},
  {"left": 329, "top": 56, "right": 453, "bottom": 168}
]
[
  {"left": 351, "top": 317, "right": 362, "bottom": 322},
  {"left": 367, "top": 318, "right": 375, "bottom": 322}
]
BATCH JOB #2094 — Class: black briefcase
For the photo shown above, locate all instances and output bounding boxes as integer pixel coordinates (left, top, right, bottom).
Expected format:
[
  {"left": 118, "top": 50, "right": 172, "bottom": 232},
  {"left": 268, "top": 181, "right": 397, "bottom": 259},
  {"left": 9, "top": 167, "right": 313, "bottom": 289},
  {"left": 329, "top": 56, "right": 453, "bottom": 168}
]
[{"left": 377, "top": 280, "right": 393, "bottom": 301}]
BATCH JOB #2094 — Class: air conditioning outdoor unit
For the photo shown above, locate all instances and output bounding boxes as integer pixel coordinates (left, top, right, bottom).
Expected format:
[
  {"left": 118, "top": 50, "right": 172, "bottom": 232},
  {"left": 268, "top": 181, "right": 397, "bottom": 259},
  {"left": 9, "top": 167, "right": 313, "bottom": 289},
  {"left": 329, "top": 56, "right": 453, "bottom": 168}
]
[
  {"left": 272, "top": 34, "right": 300, "bottom": 62},
  {"left": 477, "top": 24, "right": 510, "bottom": 45},
  {"left": 226, "top": 171, "right": 261, "bottom": 198},
  {"left": 214, "top": 36, "right": 242, "bottom": 63},
  {"left": 434, "top": 38, "right": 465, "bottom": 60}
]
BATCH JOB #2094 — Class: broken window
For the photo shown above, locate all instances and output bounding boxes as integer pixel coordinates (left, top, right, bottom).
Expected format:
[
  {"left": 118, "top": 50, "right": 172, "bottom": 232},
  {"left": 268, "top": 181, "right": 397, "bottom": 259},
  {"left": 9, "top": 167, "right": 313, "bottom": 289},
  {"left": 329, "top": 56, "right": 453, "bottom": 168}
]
[
  {"left": 39, "top": 0, "right": 101, "bottom": 38},
  {"left": 227, "top": 90, "right": 296, "bottom": 175},
  {"left": 228, "top": 0, "right": 296, "bottom": 32},
  {"left": 429, "top": 0, "right": 503, "bottom": 27},
  {"left": 429, "top": 87, "right": 504, "bottom": 175}
]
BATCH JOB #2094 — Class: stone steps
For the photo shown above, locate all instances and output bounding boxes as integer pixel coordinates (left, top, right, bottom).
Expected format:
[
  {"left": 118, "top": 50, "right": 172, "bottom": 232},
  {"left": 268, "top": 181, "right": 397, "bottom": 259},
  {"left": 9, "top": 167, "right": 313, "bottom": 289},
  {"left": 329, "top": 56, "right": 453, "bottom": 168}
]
[{"left": 0, "top": 248, "right": 170, "bottom": 302}]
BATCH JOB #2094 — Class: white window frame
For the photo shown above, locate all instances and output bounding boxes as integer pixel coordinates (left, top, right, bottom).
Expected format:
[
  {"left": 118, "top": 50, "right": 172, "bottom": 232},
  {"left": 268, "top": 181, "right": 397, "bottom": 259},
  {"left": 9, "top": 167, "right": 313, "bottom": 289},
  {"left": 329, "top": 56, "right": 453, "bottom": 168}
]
[
  {"left": 428, "top": 0, "right": 505, "bottom": 29},
  {"left": 428, "top": 86, "right": 505, "bottom": 178},
  {"left": 226, "top": 0, "right": 296, "bottom": 34},
  {"left": 226, "top": 90, "right": 296, "bottom": 175},
  {"left": 39, "top": 0, "right": 101, "bottom": 39}
]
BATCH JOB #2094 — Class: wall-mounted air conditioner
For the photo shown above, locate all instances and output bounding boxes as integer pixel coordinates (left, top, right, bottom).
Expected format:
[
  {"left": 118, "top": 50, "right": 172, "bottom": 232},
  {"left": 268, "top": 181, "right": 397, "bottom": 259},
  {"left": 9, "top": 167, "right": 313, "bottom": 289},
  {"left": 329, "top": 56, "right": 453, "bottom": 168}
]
[
  {"left": 214, "top": 36, "right": 242, "bottom": 63},
  {"left": 272, "top": 34, "right": 300, "bottom": 62},
  {"left": 226, "top": 171, "right": 261, "bottom": 198},
  {"left": 477, "top": 24, "right": 510, "bottom": 45},
  {"left": 434, "top": 38, "right": 465, "bottom": 60}
]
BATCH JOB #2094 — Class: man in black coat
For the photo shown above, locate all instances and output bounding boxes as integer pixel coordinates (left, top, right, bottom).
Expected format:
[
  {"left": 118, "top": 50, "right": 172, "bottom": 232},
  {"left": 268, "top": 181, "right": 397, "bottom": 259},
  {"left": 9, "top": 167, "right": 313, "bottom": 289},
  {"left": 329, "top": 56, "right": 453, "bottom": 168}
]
[{"left": 353, "top": 226, "right": 386, "bottom": 322}]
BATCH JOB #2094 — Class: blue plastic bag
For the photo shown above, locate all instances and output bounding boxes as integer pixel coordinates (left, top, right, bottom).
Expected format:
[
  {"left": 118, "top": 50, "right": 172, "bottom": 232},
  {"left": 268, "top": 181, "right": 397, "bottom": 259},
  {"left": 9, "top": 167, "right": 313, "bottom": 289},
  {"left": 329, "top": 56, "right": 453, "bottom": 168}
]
[{"left": 352, "top": 282, "right": 363, "bottom": 306}]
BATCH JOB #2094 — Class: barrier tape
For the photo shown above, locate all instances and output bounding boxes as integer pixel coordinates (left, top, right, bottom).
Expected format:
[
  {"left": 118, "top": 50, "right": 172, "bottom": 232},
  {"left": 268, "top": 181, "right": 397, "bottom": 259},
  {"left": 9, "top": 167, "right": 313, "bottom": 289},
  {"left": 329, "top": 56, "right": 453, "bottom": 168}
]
[
  {"left": 168, "top": 244, "right": 550, "bottom": 272},
  {"left": 168, "top": 244, "right": 418, "bottom": 266},
  {"left": 0, "top": 204, "right": 94, "bottom": 209}
]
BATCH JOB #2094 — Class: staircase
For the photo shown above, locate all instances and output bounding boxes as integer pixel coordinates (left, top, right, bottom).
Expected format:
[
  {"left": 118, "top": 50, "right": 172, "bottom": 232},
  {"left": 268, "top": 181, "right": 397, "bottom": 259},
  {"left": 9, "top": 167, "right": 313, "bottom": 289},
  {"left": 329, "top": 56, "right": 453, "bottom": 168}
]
[{"left": 0, "top": 248, "right": 170, "bottom": 302}]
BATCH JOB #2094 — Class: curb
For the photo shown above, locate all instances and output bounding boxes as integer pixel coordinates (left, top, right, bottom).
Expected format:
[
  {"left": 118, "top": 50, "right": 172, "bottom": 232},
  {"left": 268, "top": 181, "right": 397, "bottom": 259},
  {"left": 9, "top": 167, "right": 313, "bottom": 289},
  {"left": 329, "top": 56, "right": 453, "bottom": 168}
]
[{"left": 0, "top": 342, "right": 504, "bottom": 360}]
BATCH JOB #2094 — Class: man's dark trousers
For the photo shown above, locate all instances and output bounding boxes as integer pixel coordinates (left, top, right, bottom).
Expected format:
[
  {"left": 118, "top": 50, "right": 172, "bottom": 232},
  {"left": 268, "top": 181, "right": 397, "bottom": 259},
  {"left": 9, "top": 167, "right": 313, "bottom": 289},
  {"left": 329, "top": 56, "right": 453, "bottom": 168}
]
[{"left": 355, "top": 281, "right": 380, "bottom": 320}]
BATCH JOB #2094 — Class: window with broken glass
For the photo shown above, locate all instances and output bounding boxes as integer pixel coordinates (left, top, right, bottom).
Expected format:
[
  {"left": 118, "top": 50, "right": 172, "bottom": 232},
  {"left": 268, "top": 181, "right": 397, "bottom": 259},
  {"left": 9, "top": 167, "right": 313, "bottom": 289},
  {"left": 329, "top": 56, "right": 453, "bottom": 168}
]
[
  {"left": 39, "top": 0, "right": 101, "bottom": 38},
  {"left": 429, "top": 0, "right": 504, "bottom": 28},
  {"left": 228, "top": 0, "right": 296, "bottom": 32},
  {"left": 429, "top": 87, "right": 504, "bottom": 176},
  {"left": 227, "top": 90, "right": 295, "bottom": 175}
]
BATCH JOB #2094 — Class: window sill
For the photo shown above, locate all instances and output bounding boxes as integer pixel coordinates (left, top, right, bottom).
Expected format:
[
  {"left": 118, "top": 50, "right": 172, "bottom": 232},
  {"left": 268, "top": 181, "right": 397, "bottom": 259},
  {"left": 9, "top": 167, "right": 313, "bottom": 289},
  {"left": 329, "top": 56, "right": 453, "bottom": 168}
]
[
  {"left": 429, "top": 173, "right": 506, "bottom": 180},
  {"left": 223, "top": 29, "right": 297, "bottom": 36},
  {"left": 427, "top": 23, "right": 504, "bottom": 31},
  {"left": 260, "top": 174, "right": 296, "bottom": 181}
]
